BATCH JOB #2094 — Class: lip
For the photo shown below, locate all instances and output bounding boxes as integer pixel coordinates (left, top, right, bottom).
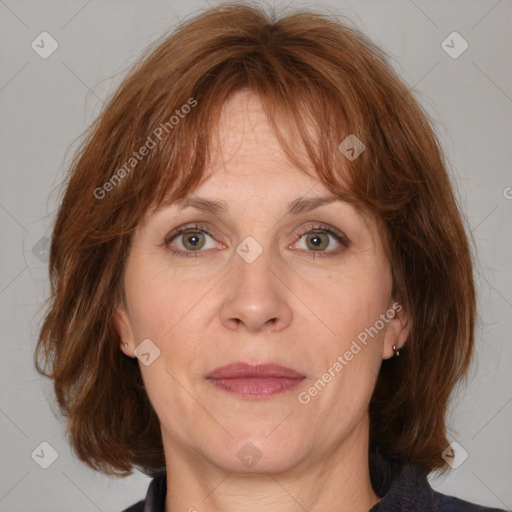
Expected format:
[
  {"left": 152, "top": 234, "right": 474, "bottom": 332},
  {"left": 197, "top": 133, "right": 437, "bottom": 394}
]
[
  {"left": 206, "top": 362, "right": 306, "bottom": 399},
  {"left": 207, "top": 362, "right": 305, "bottom": 379}
]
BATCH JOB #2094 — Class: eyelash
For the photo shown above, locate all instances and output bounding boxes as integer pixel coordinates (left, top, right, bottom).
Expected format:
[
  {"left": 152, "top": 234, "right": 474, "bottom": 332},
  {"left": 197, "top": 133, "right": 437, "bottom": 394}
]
[{"left": 164, "top": 222, "right": 349, "bottom": 259}]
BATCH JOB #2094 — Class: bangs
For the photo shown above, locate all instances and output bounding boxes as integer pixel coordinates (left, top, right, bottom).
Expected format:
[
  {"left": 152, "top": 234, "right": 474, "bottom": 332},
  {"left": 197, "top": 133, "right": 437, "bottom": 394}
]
[
  {"left": 139, "top": 72, "right": 365, "bottom": 222},
  {"left": 103, "top": 15, "right": 400, "bottom": 226}
]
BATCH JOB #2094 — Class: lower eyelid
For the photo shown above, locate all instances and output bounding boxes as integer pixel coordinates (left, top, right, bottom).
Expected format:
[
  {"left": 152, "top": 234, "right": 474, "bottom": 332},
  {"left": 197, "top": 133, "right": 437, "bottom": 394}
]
[
  {"left": 166, "top": 226, "right": 348, "bottom": 256},
  {"left": 171, "top": 231, "right": 218, "bottom": 251}
]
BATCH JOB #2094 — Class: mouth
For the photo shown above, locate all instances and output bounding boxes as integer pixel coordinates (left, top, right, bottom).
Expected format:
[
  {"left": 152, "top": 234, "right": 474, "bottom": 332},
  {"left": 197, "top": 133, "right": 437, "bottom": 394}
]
[{"left": 206, "top": 362, "right": 306, "bottom": 399}]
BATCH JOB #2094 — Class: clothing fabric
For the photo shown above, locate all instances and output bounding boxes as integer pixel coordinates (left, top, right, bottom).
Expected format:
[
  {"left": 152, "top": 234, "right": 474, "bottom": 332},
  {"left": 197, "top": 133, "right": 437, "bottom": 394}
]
[{"left": 122, "top": 453, "right": 507, "bottom": 512}]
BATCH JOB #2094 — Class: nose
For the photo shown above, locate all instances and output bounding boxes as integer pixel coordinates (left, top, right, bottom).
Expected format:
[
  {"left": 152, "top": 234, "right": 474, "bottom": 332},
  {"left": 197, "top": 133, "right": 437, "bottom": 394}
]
[{"left": 219, "top": 243, "right": 293, "bottom": 334}]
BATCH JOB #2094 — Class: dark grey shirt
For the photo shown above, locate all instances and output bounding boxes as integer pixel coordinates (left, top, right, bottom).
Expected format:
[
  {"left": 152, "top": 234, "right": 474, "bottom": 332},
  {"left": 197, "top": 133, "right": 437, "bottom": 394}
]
[{"left": 122, "top": 454, "right": 507, "bottom": 512}]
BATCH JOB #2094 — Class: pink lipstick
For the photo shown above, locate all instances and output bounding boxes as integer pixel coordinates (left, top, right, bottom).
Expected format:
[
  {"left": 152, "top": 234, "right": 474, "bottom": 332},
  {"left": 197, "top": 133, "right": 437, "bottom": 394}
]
[{"left": 206, "top": 362, "right": 305, "bottom": 399}]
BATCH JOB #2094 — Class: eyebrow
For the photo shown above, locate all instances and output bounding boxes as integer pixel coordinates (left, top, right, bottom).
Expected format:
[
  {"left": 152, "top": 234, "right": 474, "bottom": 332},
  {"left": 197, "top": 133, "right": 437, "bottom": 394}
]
[{"left": 176, "top": 196, "right": 344, "bottom": 215}]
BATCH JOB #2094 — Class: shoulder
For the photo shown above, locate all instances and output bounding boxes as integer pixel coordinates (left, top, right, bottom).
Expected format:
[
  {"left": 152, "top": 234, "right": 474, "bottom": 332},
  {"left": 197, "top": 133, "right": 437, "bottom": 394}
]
[
  {"left": 369, "top": 450, "right": 508, "bottom": 512},
  {"left": 122, "top": 500, "right": 145, "bottom": 512},
  {"left": 434, "top": 490, "right": 508, "bottom": 512},
  {"left": 120, "top": 471, "right": 167, "bottom": 512}
]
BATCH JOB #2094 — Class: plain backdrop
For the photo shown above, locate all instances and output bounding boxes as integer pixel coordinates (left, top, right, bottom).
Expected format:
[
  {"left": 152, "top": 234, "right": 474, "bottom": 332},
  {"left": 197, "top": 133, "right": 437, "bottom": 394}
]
[{"left": 0, "top": 0, "right": 511, "bottom": 511}]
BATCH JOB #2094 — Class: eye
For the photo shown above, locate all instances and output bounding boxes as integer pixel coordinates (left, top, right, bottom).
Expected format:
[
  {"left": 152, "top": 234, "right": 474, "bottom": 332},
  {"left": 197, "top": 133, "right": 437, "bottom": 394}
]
[
  {"left": 291, "top": 223, "right": 349, "bottom": 259},
  {"left": 164, "top": 222, "right": 349, "bottom": 259},
  {"left": 165, "top": 223, "right": 222, "bottom": 257}
]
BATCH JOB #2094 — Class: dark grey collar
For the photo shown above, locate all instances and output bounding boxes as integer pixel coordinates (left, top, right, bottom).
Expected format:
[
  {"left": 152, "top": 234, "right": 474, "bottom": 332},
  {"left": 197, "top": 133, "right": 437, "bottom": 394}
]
[
  {"left": 128, "top": 452, "right": 504, "bottom": 512},
  {"left": 368, "top": 451, "right": 439, "bottom": 511},
  {"left": 138, "top": 458, "right": 437, "bottom": 512}
]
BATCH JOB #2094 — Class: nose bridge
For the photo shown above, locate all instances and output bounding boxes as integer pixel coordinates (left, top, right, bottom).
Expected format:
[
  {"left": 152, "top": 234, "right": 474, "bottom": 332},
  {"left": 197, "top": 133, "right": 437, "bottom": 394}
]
[
  {"left": 219, "top": 234, "right": 293, "bottom": 333},
  {"left": 232, "top": 234, "right": 277, "bottom": 299}
]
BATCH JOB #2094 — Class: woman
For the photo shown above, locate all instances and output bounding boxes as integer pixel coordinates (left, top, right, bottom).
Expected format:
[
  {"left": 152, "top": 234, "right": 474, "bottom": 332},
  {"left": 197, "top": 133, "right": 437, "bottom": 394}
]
[{"left": 34, "top": 3, "right": 507, "bottom": 511}]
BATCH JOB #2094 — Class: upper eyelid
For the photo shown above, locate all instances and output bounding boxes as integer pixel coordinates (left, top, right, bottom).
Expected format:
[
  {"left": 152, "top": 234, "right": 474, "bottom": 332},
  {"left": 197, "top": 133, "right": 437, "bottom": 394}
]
[
  {"left": 166, "top": 222, "right": 349, "bottom": 247},
  {"left": 165, "top": 223, "right": 216, "bottom": 243},
  {"left": 294, "top": 225, "right": 349, "bottom": 243}
]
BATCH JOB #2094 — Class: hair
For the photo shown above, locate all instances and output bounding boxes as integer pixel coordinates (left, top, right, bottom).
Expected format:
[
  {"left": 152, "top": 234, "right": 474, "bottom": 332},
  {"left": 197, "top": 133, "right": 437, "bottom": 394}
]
[{"left": 35, "top": 1, "right": 475, "bottom": 479}]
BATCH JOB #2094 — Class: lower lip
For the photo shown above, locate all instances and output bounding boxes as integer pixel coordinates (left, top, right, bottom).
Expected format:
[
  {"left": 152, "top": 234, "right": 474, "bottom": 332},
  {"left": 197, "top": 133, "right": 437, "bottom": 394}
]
[{"left": 208, "top": 377, "right": 304, "bottom": 398}]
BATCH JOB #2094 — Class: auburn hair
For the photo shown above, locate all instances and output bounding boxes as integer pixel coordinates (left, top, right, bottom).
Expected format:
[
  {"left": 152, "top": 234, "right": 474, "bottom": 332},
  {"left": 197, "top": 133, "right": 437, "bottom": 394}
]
[{"left": 35, "top": 2, "right": 475, "bottom": 478}]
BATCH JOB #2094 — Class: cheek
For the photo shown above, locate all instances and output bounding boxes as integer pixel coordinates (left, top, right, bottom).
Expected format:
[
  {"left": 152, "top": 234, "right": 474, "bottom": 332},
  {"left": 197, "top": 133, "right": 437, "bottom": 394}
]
[
  {"left": 300, "top": 301, "right": 386, "bottom": 433},
  {"left": 293, "top": 257, "right": 391, "bottom": 400},
  {"left": 123, "top": 250, "right": 195, "bottom": 339},
  {"left": 123, "top": 251, "right": 215, "bottom": 386},
  {"left": 299, "top": 261, "right": 391, "bottom": 345}
]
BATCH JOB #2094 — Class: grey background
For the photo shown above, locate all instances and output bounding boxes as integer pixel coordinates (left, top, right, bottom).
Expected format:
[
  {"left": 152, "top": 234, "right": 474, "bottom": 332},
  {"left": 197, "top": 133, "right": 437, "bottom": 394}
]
[{"left": 0, "top": 0, "right": 511, "bottom": 511}]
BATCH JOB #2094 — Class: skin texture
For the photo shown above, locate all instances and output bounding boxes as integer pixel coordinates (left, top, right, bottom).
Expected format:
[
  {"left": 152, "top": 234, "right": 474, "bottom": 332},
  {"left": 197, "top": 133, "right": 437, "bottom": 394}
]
[{"left": 115, "top": 90, "right": 410, "bottom": 512}]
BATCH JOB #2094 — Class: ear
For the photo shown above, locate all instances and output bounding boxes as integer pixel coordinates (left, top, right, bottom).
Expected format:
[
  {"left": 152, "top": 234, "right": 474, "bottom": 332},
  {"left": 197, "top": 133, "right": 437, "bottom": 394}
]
[
  {"left": 382, "top": 301, "right": 411, "bottom": 360},
  {"left": 113, "top": 303, "right": 136, "bottom": 358}
]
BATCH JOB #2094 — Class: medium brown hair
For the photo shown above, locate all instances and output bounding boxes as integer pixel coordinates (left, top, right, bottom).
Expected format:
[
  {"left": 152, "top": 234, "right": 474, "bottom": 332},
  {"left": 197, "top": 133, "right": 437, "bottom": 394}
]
[{"left": 35, "top": 2, "right": 475, "bottom": 478}]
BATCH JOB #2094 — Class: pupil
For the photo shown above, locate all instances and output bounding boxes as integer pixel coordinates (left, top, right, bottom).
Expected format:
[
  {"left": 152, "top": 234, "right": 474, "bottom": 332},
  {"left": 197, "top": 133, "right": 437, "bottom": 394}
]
[
  {"left": 308, "top": 234, "right": 326, "bottom": 250},
  {"left": 184, "top": 233, "right": 204, "bottom": 249}
]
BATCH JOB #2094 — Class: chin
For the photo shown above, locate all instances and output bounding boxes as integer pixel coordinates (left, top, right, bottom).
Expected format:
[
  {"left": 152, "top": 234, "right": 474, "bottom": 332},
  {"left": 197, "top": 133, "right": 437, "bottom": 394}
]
[{"left": 204, "top": 431, "right": 307, "bottom": 474}]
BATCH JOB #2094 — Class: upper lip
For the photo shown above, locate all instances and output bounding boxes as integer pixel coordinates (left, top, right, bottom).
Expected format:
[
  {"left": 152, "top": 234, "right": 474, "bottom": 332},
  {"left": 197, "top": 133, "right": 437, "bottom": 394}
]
[{"left": 206, "top": 362, "right": 305, "bottom": 379}]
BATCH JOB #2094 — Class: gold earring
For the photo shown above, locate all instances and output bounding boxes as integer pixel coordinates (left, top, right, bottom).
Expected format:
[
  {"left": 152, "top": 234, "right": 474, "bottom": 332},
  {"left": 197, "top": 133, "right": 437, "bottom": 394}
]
[{"left": 392, "top": 345, "right": 400, "bottom": 358}]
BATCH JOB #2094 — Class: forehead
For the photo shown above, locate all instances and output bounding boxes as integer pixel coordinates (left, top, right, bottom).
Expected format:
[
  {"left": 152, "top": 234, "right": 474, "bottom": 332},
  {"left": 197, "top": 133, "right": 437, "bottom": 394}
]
[
  {"left": 151, "top": 89, "right": 376, "bottom": 233},
  {"left": 213, "top": 89, "right": 281, "bottom": 146},
  {"left": 148, "top": 88, "right": 340, "bottom": 225},
  {"left": 205, "top": 89, "right": 316, "bottom": 184}
]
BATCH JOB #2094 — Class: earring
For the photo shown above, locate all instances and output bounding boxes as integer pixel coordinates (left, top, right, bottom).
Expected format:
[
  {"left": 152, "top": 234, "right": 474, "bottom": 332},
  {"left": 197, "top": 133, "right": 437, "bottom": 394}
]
[
  {"left": 392, "top": 345, "right": 400, "bottom": 358},
  {"left": 122, "top": 343, "right": 128, "bottom": 349}
]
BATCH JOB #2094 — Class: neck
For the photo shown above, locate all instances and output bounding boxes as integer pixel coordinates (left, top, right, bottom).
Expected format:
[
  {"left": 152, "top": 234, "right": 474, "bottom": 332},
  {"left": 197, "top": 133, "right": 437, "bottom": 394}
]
[{"left": 164, "top": 414, "right": 381, "bottom": 512}]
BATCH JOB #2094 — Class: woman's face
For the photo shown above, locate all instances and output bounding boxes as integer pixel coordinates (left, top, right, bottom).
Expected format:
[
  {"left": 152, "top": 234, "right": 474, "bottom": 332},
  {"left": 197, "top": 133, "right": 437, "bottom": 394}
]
[{"left": 116, "top": 90, "right": 409, "bottom": 474}]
